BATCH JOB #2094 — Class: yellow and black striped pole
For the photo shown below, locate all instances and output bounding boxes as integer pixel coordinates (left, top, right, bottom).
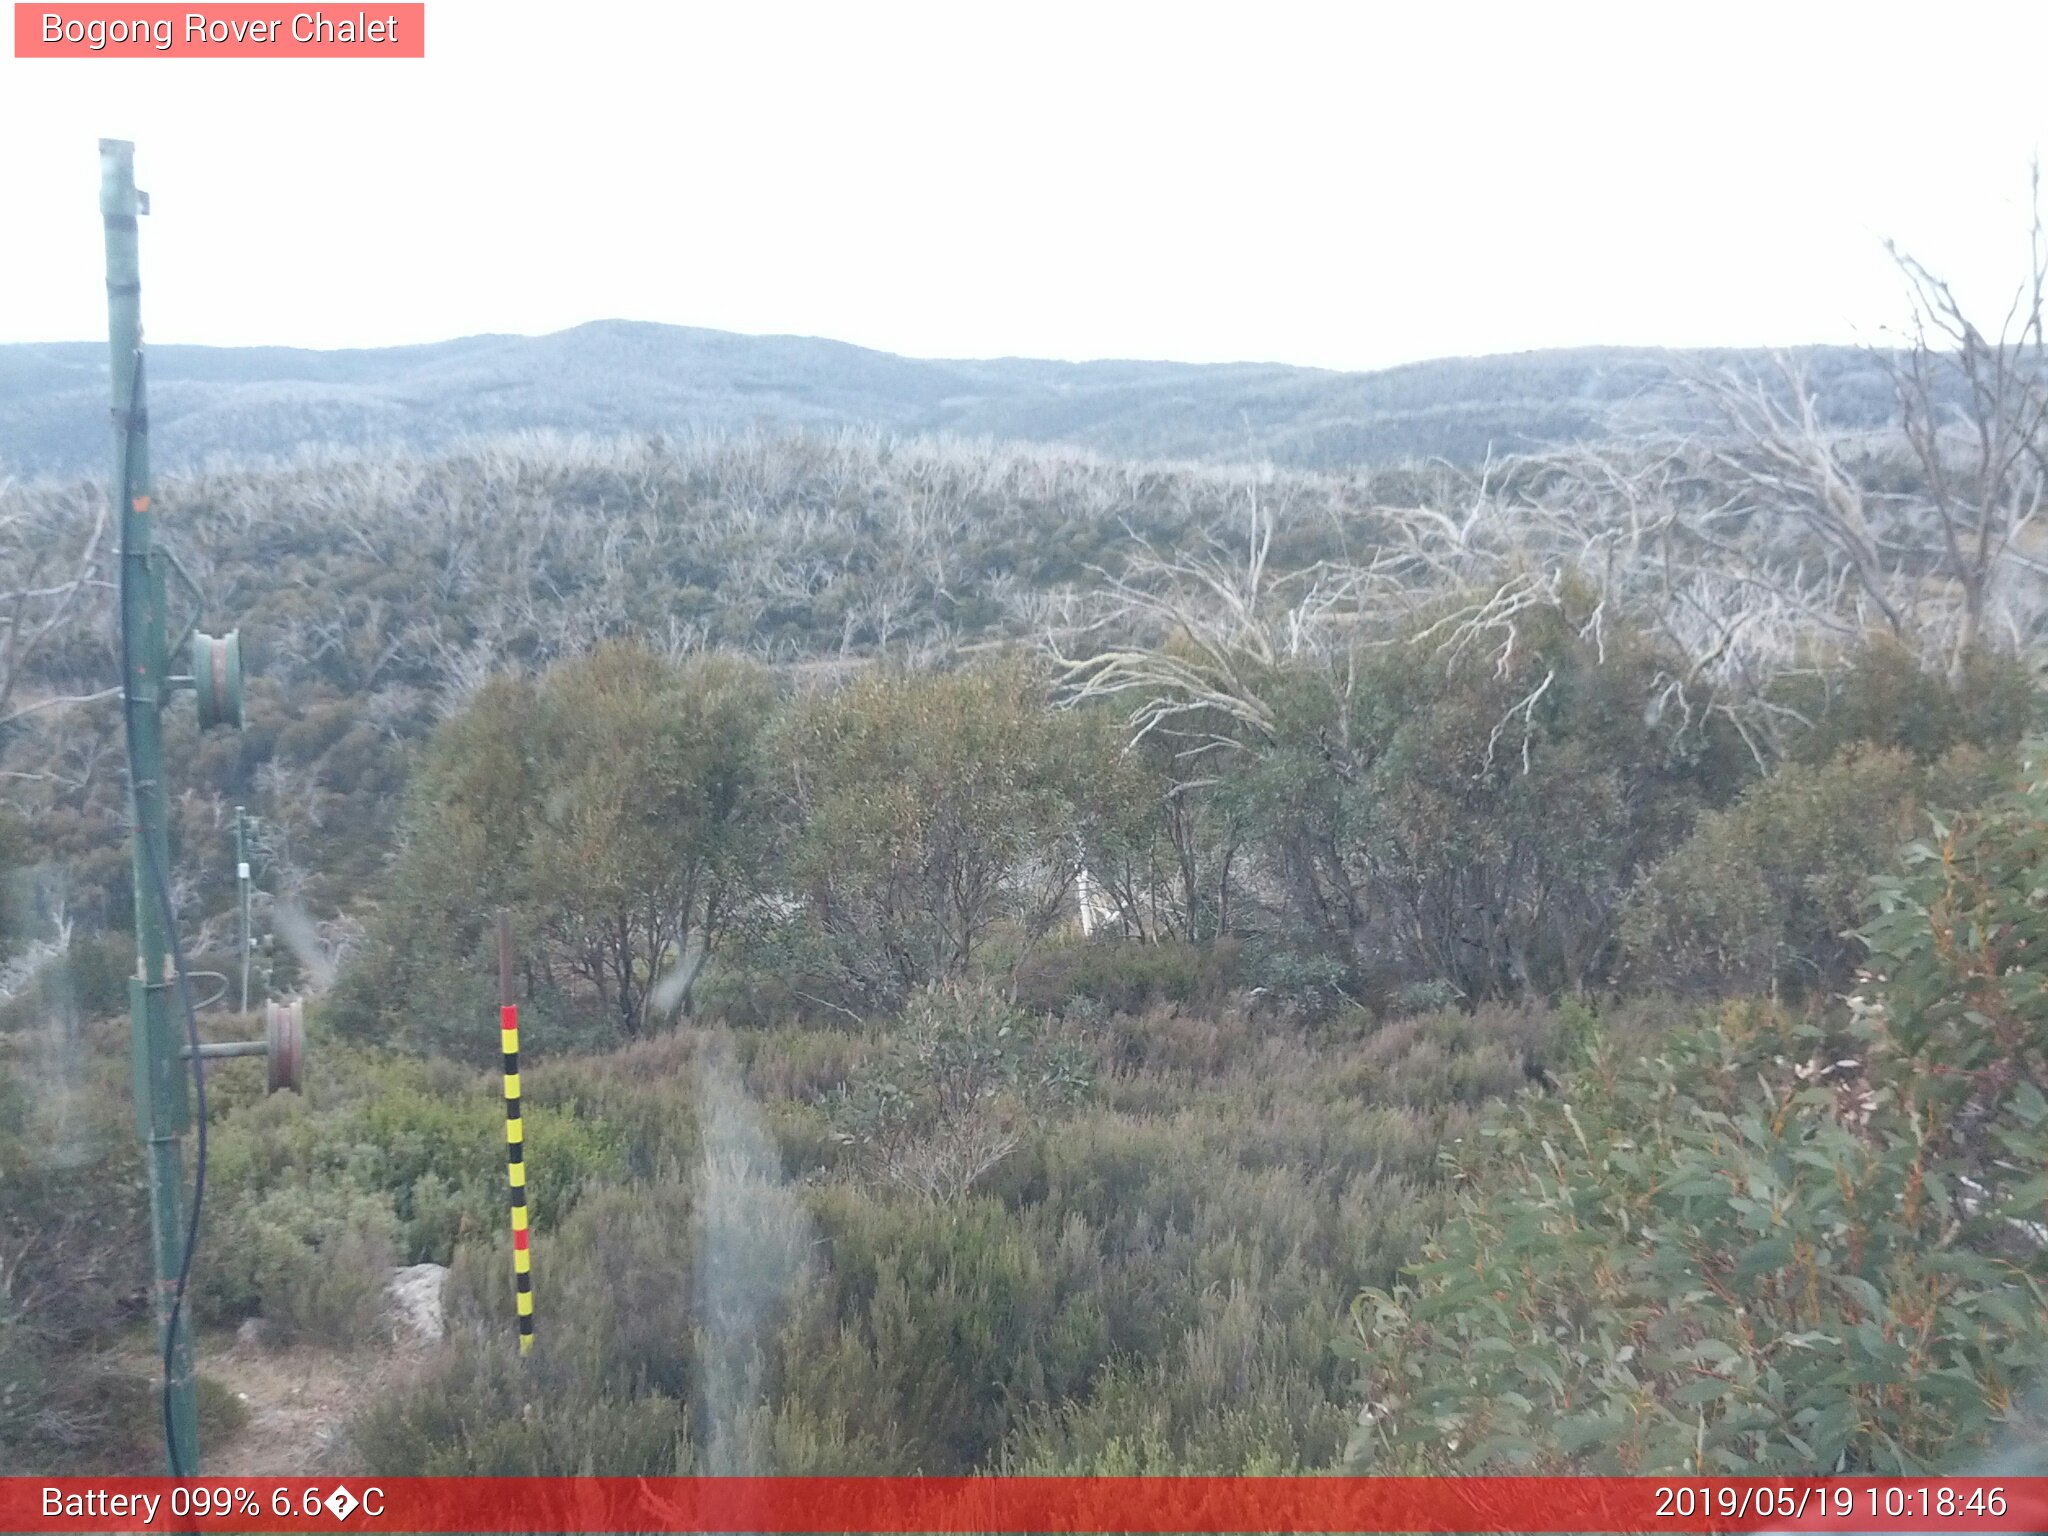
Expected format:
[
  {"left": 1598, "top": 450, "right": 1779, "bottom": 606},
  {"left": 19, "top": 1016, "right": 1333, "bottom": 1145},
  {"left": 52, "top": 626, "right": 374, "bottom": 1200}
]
[{"left": 497, "top": 912, "right": 533, "bottom": 1353}]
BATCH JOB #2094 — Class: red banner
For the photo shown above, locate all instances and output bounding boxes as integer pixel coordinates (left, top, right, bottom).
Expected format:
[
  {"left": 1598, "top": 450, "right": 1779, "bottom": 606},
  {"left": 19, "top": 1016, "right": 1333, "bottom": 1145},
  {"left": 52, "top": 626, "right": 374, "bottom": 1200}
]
[
  {"left": 12, "top": 4, "right": 424, "bottom": 57},
  {"left": 4, "top": 1477, "right": 2047, "bottom": 1533}
]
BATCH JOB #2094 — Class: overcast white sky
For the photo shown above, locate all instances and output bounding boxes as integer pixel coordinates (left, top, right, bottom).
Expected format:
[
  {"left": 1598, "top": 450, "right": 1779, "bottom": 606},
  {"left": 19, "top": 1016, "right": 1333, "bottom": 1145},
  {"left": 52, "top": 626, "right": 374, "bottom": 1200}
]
[{"left": 2, "top": 1, "right": 2045, "bottom": 370}]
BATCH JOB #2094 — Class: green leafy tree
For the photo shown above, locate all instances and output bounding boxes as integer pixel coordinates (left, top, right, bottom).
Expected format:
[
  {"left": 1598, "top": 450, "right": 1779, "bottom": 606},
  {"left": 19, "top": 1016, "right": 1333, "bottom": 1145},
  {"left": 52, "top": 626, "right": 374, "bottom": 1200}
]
[
  {"left": 774, "top": 659, "right": 1124, "bottom": 1005},
  {"left": 1077, "top": 716, "right": 1250, "bottom": 945},
  {"left": 1235, "top": 593, "right": 1736, "bottom": 998},
  {"left": 522, "top": 646, "right": 775, "bottom": 1031},
  {"left": 346, "top": 644, "right": 775, "bottom": 1049}
]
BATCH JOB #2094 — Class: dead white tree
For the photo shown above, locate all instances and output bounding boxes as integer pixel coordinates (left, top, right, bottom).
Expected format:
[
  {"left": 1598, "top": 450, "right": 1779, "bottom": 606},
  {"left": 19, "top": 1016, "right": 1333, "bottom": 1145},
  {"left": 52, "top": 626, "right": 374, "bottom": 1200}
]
[
  {"left": 1880, "top": 171, "right": 2048, "bottom": 673},
  {"left": 1669, "top": 169, "right": 2048, "bottom": 683},
  {"left": 1681, "top": 358, "right": 1913, "bottom": 641},
  {"left": 1053, "top": 487, "right": 1308, "bottom": 759},
  {"left": 0, "top": 488, "right": 117, "bottom": 729}
]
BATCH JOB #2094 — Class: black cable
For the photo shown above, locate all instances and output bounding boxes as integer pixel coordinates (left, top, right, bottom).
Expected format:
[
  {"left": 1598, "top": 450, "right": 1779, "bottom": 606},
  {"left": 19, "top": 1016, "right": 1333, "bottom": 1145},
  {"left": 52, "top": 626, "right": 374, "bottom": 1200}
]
[
  {"left": 150, "top": 831, "right": 208, "bottom": 1479},
  {"left": 116, "top": 350, "right": 209, "bottom": 1478}
]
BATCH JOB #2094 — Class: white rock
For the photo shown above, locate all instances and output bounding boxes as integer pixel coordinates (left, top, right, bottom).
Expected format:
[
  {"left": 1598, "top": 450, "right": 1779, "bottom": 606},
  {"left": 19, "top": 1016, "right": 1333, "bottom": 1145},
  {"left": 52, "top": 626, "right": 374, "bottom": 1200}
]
[{"left": 387, "top": 1262, "right": 449, "bottom": 1343}]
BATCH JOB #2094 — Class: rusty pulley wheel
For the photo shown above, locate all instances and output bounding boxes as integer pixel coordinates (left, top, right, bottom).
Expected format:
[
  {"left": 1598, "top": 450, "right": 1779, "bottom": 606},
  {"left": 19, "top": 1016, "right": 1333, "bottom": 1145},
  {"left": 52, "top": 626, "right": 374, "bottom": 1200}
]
[
  {"left": 190, "top": 629, "right": 244, "bottom": 731},
  {"left": 265, "top": 998, "right": 304, "bottom": 1093}
]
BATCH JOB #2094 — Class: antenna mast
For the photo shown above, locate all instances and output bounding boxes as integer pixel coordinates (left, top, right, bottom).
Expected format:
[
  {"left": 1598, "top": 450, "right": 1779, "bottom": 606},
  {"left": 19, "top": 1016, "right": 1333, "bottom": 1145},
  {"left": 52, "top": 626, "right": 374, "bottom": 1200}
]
[
  {"left": 103, "top": 135, "right": 204, "bottom": 1475},
  {"left": 105, "top": 138, "right": 286, "bottom": 1477}
]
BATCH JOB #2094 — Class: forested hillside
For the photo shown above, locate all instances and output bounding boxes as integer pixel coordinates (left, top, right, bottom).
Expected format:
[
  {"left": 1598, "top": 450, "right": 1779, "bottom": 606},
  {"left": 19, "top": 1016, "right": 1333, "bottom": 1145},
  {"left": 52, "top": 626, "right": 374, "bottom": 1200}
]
[
  {"left": 0, "top": 324, "right": 1908, "bottom": 478},
  {"left": 5, "top": 308, "right": 2048, "bottom": 1477}
]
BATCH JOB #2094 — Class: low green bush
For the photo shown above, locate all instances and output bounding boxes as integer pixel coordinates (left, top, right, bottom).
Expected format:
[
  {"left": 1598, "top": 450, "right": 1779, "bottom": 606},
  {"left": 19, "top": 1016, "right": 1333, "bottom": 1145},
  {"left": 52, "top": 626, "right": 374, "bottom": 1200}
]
[
  {"left": 1090, "top": 1001, "right": 1267, "bottom": 1081},
  {"left": 1621, "top": 747, "right": 2000, "bottom": 999},
  {"left": 202, "top": 1046, "right": 625, "bottom": 1265},
  {"left": 343, "top": 982, "right": 1533, "bottom": 1477},
  {"left": 197, "top": 1182, "right": 397, "bottom": 1345},
  {"left": 1776, "top": 638, "right": 2036, "bottom": 766},
  {"left": 828, "top": 984, "right": 1092, "bottom": 1201},
  {"left": 1013, "top": 937, "right": 1240, "bottom": 1018}
]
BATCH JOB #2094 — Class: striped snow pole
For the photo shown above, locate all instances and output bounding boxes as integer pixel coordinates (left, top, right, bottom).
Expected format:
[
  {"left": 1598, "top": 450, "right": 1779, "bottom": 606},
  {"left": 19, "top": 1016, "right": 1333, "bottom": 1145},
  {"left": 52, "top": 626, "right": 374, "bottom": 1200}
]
[{"left": 498, "top": 912, "right": 533, "bottom": 1353}]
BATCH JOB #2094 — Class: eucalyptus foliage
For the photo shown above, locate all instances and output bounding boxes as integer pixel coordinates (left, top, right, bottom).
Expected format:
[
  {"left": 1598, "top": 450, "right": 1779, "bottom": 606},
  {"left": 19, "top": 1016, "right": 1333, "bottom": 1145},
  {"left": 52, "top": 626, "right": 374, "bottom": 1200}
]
[{"left": 1347, "top": 755, "right": 2048, "bottom": 1473}]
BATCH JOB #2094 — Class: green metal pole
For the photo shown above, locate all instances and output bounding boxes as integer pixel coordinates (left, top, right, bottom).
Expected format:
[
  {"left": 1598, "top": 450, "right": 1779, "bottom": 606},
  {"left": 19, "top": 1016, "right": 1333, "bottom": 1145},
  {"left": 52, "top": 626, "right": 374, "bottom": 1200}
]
[
  {"left": 104, "top": 136, "right": 200, "bottom": 1476},
  {"left": 236, "top": 805, "right": 251, "bottom": 1013}
]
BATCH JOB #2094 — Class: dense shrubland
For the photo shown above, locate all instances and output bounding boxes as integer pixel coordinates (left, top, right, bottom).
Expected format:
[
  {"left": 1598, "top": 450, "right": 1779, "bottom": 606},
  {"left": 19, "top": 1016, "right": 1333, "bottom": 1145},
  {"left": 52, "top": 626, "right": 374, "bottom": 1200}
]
[
  {"left": 339, "top": 992, "right": 1529, "bottom": 1475},
  {"left": 10, "top": 606, "right": 2040, "bottom": 1474},
  {"left": 7, "top": 233, "right": 2048, "bottom": 1472},
  {"left": 0, "top": 331, "right": 2043, "bottom": 949},
  {"left": 332, "top": 616, "right": 2033, "bottom": 1052}
]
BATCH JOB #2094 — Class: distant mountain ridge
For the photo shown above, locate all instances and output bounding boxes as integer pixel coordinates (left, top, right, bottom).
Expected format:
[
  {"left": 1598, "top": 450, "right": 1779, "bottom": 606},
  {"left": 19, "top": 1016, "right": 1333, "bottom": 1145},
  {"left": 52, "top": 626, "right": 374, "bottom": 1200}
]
[{"left": 0, "top": 319, "right": 1902, "bottom": 478}]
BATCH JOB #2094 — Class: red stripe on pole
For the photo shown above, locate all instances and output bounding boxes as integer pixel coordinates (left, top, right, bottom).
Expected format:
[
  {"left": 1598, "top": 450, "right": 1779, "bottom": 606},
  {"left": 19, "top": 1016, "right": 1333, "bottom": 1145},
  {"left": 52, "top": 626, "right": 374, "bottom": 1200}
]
[
  {"left": 513, "top": 1227, "right": 529, "bottom": 1250},
  {"left": 7, "top": 1478, "right": 2047, "bottom": 1532},
  {"left": 501, "top": 1004, "right": 517, "bottom": 1032}
]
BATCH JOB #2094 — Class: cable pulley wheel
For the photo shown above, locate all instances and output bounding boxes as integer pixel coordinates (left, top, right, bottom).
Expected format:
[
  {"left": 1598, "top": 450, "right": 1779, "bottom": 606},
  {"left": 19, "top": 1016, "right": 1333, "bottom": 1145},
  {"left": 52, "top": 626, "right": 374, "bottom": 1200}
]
[
  {"left": 265, "top": 998, "right": 304, "bottom": 1094},
  {"left": 190, "top": 629, "right": 244, "bottom": 731}
]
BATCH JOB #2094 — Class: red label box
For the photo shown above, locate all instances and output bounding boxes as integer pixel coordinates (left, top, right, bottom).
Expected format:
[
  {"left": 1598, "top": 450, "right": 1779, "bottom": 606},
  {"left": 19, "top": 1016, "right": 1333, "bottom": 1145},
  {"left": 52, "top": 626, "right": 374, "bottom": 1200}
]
[
  {"left": 13, "top": 3, "right": 425, "bottom": 57},
  {"left": 6, "top": 1477, "right": 2048, "bottom": 1534}
]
